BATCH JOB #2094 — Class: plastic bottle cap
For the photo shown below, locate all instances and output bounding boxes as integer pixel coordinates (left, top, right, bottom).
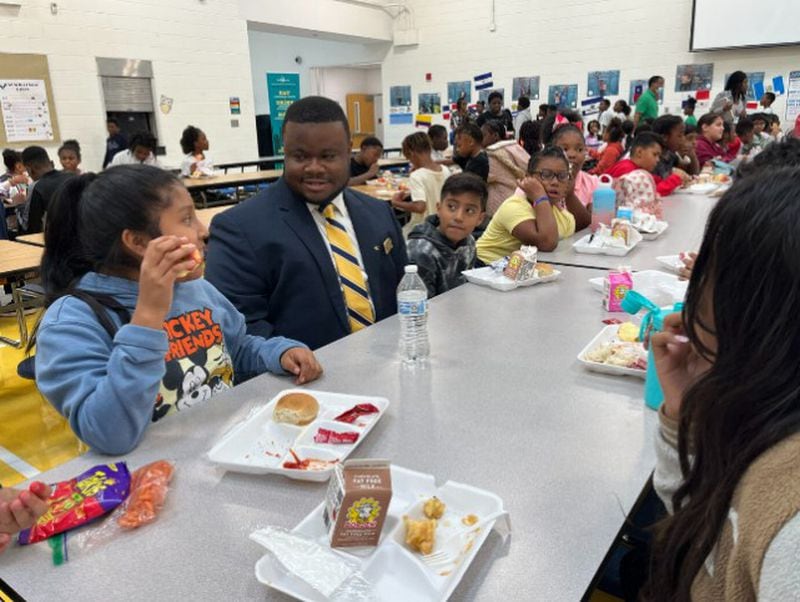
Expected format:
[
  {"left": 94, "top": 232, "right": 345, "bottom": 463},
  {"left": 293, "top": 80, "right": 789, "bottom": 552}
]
[
  {"left": 598, "top": 174, "right": 613, "bottom": 187},
  {"left": 405, "top": 265, "right": 418, "bottom": 274}
]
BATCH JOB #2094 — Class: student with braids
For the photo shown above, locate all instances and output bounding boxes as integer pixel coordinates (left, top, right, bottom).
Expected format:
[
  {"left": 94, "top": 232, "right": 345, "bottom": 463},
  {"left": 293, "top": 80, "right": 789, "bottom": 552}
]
[{"left": 645, "top": 167, "right": 800, "bottom": 601}]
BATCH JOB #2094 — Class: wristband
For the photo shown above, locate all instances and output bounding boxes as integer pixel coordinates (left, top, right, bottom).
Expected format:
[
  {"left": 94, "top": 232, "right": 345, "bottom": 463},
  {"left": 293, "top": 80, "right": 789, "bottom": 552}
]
[{"left": 532, "top": 195, "right": 550, "bottom": 207}]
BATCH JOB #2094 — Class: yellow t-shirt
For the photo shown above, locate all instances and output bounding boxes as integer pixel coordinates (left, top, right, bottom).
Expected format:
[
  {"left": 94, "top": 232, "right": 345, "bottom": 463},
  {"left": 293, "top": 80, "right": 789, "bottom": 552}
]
[{"left": 476, "top": 194, "right": 576, "bottom": 263}]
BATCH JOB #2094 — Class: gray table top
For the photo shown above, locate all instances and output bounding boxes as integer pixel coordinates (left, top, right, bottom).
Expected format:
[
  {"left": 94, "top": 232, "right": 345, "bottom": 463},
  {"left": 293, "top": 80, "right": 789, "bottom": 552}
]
[
  {"left": 2, "top": 266, "right": 657, "bottom": 601},
  {"left": 538, "top": 192, "right": 716, "bottom": 271}
]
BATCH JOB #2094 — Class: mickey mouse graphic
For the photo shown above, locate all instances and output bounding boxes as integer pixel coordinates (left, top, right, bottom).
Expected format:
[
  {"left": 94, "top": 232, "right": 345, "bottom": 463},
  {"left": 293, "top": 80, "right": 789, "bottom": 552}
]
[{"left": 152, "top": 338, "right": 234, "bottom": 422}]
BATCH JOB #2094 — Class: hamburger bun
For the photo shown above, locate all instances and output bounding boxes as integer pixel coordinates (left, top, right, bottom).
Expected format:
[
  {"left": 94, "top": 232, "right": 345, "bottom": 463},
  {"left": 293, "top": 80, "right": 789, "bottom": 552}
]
[
  {"left": 273, "top": 392, "right": 319, "bottom": 426},
  {"left": 535, "top": 262, "right": 554, "bottom": 277}
]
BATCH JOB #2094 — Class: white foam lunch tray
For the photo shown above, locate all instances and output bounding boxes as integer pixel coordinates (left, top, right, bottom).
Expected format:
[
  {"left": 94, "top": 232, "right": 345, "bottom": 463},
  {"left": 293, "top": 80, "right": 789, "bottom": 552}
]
[
  {"left": 462, "top": 266, "right": 561, "bottom": 292},
  {"left": 573, "top": 234, "right": 638, "bottom": 256},
  {"left": 577, "top": 324, "right": 647, "bottom": 379},
  {"left": 254, "top": 465, "right": 507, "bottom": 602},
  {"left": 636, "top": 220, "right": 669, "bottom": 241},
  {"left": 588, "top": 270, "right": 687, "bottom": 305},
  {"left": 207, "top": 389, "right": 389, "bottom": 481},
  {"left": 656, "top": 255, "right": 684, "bottom": 274}
]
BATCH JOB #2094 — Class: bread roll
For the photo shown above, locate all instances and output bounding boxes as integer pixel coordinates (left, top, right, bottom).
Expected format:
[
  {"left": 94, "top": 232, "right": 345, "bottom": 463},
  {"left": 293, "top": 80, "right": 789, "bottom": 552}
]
[{"left": 273, "top": 392, "right": 319, "bottom": 426}]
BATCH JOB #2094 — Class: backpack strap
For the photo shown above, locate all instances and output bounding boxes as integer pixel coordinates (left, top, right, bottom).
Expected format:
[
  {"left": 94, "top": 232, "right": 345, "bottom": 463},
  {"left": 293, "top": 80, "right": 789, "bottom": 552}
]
[{"left": 69, "top": 289, "right": 132, "bottom": 339}]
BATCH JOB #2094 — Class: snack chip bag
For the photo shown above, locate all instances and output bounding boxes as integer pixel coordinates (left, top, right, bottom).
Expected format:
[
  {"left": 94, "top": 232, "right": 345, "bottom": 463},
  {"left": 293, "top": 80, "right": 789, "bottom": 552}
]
[{"left": 18, "top": 463, "right": 131, "bottom": 545}]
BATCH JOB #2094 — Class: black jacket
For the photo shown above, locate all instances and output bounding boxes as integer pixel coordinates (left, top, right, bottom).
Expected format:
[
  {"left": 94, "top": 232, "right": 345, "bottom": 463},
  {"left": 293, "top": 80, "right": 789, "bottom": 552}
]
[{"left": 26, "top": 169, "right": 74, "bottom": 234}]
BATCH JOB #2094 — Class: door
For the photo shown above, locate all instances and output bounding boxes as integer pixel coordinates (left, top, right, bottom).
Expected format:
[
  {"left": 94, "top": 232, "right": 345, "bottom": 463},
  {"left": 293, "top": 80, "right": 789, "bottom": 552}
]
[{"left": 346, "top": 94, "right": 375, "bottom": 147}]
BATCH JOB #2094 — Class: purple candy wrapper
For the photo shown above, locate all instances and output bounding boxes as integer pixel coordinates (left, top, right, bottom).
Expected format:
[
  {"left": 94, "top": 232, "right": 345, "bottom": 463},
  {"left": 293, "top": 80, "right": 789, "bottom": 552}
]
[{"left": 18, "top": 462, "right": 131, "bottom": 545}]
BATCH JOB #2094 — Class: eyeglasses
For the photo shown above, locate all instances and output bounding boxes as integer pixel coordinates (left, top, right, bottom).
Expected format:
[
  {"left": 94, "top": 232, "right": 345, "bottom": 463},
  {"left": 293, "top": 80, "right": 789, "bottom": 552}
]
[{"left": 532, "top": 169, "right": 571, "bottom": 182}]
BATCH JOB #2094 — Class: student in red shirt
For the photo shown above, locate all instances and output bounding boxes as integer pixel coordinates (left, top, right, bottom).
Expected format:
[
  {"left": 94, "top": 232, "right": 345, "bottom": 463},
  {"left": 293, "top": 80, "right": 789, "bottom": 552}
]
[
  {"left": 606, "top": 132, "right": 685, "bottom": 196},
  {"left": 589, "top": 124, "right": 625, "bottom": 175}
]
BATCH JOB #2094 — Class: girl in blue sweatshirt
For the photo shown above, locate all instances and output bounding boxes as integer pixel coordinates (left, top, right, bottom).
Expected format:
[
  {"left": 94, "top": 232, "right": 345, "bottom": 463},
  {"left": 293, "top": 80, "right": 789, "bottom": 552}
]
[{"left": 34, "top": 165, "right": 322, "bottom": 455}]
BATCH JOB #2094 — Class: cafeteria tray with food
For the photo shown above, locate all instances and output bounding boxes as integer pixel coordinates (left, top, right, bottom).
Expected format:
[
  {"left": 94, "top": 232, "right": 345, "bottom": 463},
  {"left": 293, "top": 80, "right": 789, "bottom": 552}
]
[
  {"left": 252, "top": 464, "right": 508, "bottom": 601},
  {"left": 207, "top": 389, "right": 389, "bottom": 481}
]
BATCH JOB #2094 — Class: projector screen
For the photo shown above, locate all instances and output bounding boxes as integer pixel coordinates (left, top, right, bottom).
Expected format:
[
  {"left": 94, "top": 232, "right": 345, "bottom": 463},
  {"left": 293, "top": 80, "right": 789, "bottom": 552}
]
[{"left": 691, "top": 0, "right": 800, "bottom": 50}]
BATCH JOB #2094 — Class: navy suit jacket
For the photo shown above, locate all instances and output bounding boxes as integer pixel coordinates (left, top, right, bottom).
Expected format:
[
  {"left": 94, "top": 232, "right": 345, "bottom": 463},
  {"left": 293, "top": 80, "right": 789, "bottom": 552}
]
[{"left": 205, "top": 178, "right": 408, "bottom": 350}]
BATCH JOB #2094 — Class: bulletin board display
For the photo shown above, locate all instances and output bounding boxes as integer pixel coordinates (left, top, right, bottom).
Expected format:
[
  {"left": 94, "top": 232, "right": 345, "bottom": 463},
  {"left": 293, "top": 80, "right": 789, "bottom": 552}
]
[{"left": 0, "top": 53, "right": 60, "bottom": 145}]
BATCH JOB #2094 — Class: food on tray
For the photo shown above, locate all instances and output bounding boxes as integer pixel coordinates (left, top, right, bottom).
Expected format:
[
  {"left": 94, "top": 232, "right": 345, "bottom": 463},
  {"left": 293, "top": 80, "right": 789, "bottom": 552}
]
[
  {"left": 462, "top": 514, "right": 479, "bottom": 526},
  {"left": 334, "top": 403, "right": 381, "bottom": 424},
  {"left": 617, "top": 322, "right": 640, "bottom": 343},
  {"left": 118, "top": 460, "right": 175, "bottom": 530},
  {"left": 503, "top": 245, "right": 537, "bottom": 281},
  {"left": 313, "top": 428, "right": 360, "bottom": 445},
  {"left": 423, "top": 496, "right": 446, "bottom": 519},
  {"left": 611, "top": 219, "right": 632, "bottom": 246},
  {"left": 585, "top": 341, "right": 647, "bottom": 370},
  {"left": 18, "top": 463, "right": 131, "bottom": 545},
  {"left": 282, "top": 449, "right": 338, "bottom": 471},
  {"left": 404, "top": 516, "right": 437, "bottom": 555},
  {"left": 324, "top": 459, "right": 393, "bottom": 548},
  {"left": 273, "top": 392, "right": 319, "bottom": 426},
  {"left": 604, "top": 269, "right": 633, "bottom": 312},
  {"left": 535, "top": 262, "right": 554, "bottom": 277}
]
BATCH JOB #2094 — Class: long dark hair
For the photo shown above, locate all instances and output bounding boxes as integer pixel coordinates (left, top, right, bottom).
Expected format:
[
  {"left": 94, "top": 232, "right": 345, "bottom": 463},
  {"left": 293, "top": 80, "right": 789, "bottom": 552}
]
[
  {"left": 645, "top": 167, "right": 800, "bottom": 600},
  {"left": 519, "top": 120, "right": 541, "bottom": 155},
  {"left": 41, "top": 165, "right": 180, "bottom": 307},
  {"left": 725, "top": 70, "right": 748, "bottom": 103}
]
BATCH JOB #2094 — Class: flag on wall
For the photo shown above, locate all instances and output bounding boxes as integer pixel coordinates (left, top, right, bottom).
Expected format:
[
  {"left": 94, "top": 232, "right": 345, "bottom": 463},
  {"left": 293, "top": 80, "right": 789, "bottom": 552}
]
[
  {"left": 442, "top": 102, "right": 454, "bottom": 120},
  {"left": 415, "top": 114, "right": 432, "bottom": 128},
  {"left": 695, "top": 89, "right": 710, "bottom": 101},
  {"left": 474, "top": 72, "right": 494, "bottom": 91},
  {"left": 773, "top": 75, "right": 785, "bottom": 95}
]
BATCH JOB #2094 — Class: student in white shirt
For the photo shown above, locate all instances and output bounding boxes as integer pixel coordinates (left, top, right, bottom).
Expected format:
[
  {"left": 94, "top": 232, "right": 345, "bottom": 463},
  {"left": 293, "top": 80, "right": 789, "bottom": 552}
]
[
  {"left": 513, "top": 96, "right": 532, "bottom": 139},
  {"left": 597, "top": 98, "right": 613, "bottom": 132},
  {"left": 108, "top": 132, "right": 161, "bottom": 169},
  {"left": 392, "top": 132, "right": 449, "bottom": 236},
  {"left": 179, "top": 125, "right": 214, "bottom": 177}
]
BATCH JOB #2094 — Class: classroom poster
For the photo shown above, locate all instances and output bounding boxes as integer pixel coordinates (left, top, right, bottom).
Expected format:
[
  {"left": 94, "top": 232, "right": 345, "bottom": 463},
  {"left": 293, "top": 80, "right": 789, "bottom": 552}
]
[
  {"left": 785, "top": 71, "right": 800, "bottom": 122},
  {"left": 266, "top": 72, "right": 299, "bottom": 155},
  {"left": 629, "top": 80, "right": 664, "bottom": 104},
  {"left": 511, "top": 77, "right": 540, "bottom": 100},
  {"left": 675, "top": 64, "right": 714, "bottom": 92},
  {"left": 447, "top": 81, "right": 471, "bottom": 104},
  {"left": 0, "top": 79, "right": 54, "bottom": 142},
  {"left": 587, "top": 70, "right": 620, "bottom": 97},
  {"left": 389, "top": 85, "right": 412, "bottom": 112},
  {"left": 548, "top": 84, "right": 578, "bottom": 109},
  {"left": 418, "top": 93, "right": 441, "bottom": 114},
  {"left": 478, "top": 88, "right": 504, "bottom": 104}
]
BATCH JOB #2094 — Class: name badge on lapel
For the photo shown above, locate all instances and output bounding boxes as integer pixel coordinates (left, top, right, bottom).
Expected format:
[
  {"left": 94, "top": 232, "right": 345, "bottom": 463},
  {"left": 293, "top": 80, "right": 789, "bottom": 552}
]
[{"left": 375, "top": 237, "right": 393, "bottom": 255}]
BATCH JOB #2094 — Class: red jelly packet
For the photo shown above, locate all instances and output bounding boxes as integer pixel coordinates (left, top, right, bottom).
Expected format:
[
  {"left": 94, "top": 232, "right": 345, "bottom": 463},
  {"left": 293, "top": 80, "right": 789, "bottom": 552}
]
[
  {"left": 334, "top": 403, "right": 380, "bottom": 424},
  {"left": 314, "top": 428, "right": 360, "bottom": 444},
  {"left": 18, "top": 463, "right": 131, "bottom": 545}
]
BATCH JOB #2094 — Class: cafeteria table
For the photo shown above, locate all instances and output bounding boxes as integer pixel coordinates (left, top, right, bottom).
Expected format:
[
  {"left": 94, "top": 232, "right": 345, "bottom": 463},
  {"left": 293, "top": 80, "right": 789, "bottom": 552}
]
[
  {"left": 2, "top": 265, "right": 657, "bottom": 600},
  {"left": 0, "top": 240, "right": 43, "bottom": 347},
  {"left": 11, "top": 207, "right": 233, "bottom": 248},
  {"left": 538, "top": 192, "right": 716, "bottom": 271}
]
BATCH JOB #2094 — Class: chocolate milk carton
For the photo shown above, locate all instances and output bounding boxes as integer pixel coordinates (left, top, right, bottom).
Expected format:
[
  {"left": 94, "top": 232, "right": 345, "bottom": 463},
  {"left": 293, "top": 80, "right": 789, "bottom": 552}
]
[{"left": 323, "top": 459, "right": 392, "bottom": 548}]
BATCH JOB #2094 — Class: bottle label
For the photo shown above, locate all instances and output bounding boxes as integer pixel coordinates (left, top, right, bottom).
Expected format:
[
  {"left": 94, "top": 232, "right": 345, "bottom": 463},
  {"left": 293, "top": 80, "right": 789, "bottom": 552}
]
[{"left": 398, "top": 299, "right": 427, "bottom": 316}]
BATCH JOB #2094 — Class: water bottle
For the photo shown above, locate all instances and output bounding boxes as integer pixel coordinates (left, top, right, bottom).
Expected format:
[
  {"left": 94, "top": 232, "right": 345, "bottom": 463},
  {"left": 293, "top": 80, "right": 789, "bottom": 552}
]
[
  {"left": 591, "top": 174, "right": 616, "bottom": 231},
  {"left": 397, "top": 265, "right": 430, "bottom": 365},
  {"left": 621, "top": 290, "right": 684, "bottom": 411}
]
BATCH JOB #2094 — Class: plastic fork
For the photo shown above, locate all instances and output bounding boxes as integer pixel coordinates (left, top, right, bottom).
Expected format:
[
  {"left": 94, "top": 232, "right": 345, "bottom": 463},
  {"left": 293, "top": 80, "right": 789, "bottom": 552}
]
[{"left": 421, "top": 510, "right": 508, "bottom": 567}]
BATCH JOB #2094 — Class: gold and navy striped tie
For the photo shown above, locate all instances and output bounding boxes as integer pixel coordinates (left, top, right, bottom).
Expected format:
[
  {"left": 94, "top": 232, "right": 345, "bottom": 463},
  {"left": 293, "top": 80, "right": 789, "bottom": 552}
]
[{"left": 321, "top": 204, "right": 375, "bottom": 332}]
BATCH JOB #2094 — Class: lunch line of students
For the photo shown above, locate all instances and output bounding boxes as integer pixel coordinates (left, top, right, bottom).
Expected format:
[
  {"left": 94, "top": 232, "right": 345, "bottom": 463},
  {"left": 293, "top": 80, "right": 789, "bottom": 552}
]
[{"left": 4, "top": 94, "right": 800, "bottom": 601}]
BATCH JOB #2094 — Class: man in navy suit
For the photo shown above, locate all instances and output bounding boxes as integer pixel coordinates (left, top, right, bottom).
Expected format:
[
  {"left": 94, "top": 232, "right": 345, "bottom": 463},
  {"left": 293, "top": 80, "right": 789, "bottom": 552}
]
[{"left": 205, "top": 97, "right": 408, "bottom": 350}]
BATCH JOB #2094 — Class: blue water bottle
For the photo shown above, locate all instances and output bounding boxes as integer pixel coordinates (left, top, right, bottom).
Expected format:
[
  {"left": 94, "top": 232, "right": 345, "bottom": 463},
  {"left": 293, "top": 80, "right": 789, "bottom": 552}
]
[
  {"left": 620, "top": 290, "right": 684, "bottom": 411},
  {"left": 591, "top": 174, "right": 616, "bottom": 231}
]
